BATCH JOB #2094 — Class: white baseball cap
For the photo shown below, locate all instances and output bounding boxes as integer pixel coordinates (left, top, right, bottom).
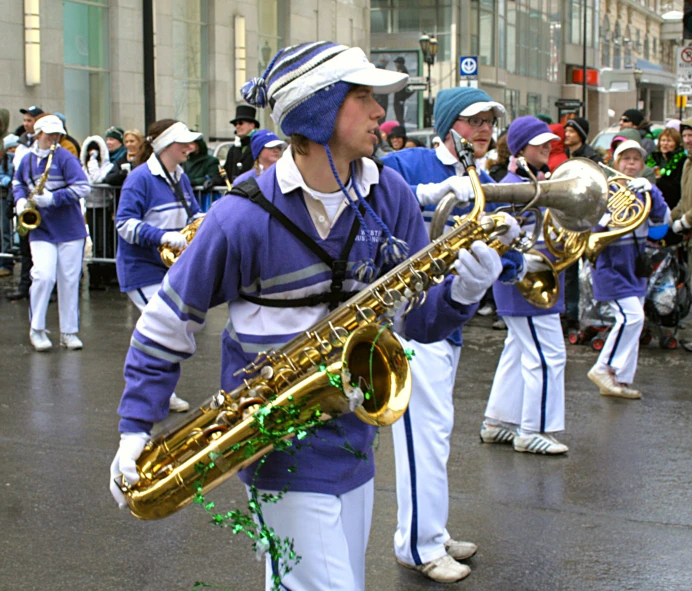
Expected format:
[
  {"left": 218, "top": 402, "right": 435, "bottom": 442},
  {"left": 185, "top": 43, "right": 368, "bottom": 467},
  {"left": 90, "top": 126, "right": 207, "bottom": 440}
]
[
  {"left": 34, "top": 115, "right": 66, "bottom": 136},
  {"left": 613, "top": 139, "right": 647, "bottom": 160}
]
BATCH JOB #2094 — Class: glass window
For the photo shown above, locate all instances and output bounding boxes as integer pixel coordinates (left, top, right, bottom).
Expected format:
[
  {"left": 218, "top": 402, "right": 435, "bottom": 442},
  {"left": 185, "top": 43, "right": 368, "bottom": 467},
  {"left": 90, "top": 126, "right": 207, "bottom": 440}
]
[
  {"left": 527, "top": 93, "right": 541, "bottom": 116},
  {"left": 506, "top": 1, "right": 517, "bottom": 74},
  {"left": 63, "top": 0, "right": 110, "bottom": 142},
  {"left": 479, "top": 0, "right": 495, "bottom": 66},
  {"left": 172, "top": 0, "right": 208, "bottom": 134}
]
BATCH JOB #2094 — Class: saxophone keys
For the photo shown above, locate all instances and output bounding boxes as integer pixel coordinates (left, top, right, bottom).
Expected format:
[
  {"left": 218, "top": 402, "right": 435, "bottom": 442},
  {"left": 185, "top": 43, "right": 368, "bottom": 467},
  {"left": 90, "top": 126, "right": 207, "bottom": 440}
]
[
  {"left": 354, "top": 304, "right": 376, "bottom": 323},
  {"left": 328, "top": 322, "right": 349, "bottom": 347}
]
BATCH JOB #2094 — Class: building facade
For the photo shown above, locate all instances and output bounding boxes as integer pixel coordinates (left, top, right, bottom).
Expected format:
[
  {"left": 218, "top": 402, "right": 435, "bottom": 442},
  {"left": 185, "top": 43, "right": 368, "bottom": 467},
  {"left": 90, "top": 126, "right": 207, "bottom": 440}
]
[
  {"left": 371, "top": 0, "right": 685, "bottom": 136},
  {"left": 1, "top": 0, "right": 370, "bottom": 143}
]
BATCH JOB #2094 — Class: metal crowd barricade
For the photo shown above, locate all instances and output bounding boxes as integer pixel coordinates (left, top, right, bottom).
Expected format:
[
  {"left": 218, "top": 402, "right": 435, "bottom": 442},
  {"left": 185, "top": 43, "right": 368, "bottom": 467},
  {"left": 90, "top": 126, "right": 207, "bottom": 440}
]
[{"left": 0, "top": 184, "right": 228, "bottom": 269}]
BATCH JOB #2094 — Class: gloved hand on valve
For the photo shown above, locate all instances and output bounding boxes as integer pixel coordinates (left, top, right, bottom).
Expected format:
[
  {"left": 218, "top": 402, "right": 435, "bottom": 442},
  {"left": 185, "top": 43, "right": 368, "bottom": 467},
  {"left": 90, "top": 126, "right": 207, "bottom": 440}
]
[
  {"left": 626, "top": 177, "right": 652, "bottom": 194},
  {"left": 109, "top": 432, "right": 149, "bottom": 509},
  {"left": 160, "top": 231, "right": 187, "bottom": 250},
  {"left": 15, "top": 198, "right": 28, "bottom": 216},
  {"left": 33, "top": 190, "right": 54, "bottom": 208},
  {"left": 482, "top": 211, "right": 522, "bottom": 247},
  {"left": 523, "top": 252, "right": 551, "bottom": 273},
  {"left": 450, "top": 241, "right": 503, "bottom": 305},
  {"left": 416, "top": 175, "right": 474, "bottom": 207}
]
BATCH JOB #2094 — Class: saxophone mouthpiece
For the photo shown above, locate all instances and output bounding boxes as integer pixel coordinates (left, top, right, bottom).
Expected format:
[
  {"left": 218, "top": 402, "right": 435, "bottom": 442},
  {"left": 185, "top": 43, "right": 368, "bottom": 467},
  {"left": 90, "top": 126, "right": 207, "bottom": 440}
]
[{"left": 450, "top": 130, "right": 475, "bottom": 171}]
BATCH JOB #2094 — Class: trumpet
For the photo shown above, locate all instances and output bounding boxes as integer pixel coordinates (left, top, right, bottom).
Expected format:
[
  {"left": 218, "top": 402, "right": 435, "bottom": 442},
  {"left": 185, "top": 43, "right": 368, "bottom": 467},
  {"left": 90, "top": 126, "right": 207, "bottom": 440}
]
[{"left": 17, "top": 142, "right": 58, "bottom": 236}]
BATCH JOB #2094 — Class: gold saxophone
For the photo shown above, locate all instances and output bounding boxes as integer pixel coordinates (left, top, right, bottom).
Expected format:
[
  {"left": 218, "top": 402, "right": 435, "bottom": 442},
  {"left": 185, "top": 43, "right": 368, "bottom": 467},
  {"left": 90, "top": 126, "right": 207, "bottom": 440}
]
[
  {"left": 17, "top": 142, "right": 58, "bottom": 236},
  {"left": 115, "top": 139, "right": 609, "bottom": 520}
]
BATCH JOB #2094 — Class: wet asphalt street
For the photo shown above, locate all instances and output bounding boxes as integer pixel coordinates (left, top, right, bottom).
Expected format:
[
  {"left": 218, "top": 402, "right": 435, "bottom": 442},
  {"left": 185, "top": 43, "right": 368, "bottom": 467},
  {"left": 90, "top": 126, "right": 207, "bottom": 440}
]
[{"left": 0, "top": 280, "right": 691, "bottom": 591}]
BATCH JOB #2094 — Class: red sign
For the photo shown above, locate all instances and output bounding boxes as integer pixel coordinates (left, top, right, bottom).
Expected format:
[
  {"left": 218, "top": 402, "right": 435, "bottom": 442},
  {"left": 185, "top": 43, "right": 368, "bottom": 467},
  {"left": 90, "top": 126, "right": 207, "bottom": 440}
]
[{"left": 572, "top": 69, "right": 599, "bottom": 86}]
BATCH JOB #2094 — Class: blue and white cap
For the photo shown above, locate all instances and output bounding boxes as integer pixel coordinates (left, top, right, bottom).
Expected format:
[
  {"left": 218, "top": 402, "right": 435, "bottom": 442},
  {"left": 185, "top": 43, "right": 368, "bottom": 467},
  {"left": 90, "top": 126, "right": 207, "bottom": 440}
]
[{"left": 242, "top": 42, "right": 411, "bottom": 282}]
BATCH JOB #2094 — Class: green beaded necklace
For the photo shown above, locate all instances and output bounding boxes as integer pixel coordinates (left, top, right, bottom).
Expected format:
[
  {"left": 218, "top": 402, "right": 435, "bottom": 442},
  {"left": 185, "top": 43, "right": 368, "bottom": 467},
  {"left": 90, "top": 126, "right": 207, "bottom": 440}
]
[{"left": 647, "top": 150, "right": 686, "bottom": 177}]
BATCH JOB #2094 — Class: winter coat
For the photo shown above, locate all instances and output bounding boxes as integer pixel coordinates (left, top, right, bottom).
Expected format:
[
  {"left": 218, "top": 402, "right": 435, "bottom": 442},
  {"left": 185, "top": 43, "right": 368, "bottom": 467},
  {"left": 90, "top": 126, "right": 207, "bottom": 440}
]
[
  {"left": 671, "top": 155, "right": 692, "bottom": 226},
  {"left": 567, "top": 141, "right": 602, "bottom": 164},
  {"left": 103, "top": 151, "right": 138, "bottom": 187},
  {"left": 647, "top": 148, "right": 686, "bottom": 210},
  {"left": 223, "top": 133, "right": 255, "bottom": 181},
  {"left": 182, "top": 138, "right": 220, "bottom": 186},
  {"left": 548, "top": 124, "right": 568, "bottom": 172},
  {"left": 80, "top": 135, "right": 113, "bottom": 184}
]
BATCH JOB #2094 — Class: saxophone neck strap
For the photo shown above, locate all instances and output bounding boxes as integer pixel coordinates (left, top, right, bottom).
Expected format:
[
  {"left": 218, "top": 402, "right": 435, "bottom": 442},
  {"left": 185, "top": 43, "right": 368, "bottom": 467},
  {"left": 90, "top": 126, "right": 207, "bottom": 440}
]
[
  {"left": 156, "top": 155, "right": 193, "bottom": 222},
  {"left": 232, "top": 177, "right": 363, "bottom": 310}
]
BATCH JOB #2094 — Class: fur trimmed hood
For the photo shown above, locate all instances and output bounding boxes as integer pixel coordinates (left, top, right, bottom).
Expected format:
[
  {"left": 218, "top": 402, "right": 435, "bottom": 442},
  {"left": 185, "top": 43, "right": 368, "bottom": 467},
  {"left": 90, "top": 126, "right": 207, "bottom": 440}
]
[{"left": 80, "top": 135, "right": 110, "bottom": 167}]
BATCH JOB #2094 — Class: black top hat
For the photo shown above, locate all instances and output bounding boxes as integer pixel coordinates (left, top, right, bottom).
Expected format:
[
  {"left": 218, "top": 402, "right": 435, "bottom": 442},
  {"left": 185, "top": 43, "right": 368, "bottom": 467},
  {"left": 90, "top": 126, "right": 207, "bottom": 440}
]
[{"left": 230, "top": 105, "right": 260, "bottom": 127}]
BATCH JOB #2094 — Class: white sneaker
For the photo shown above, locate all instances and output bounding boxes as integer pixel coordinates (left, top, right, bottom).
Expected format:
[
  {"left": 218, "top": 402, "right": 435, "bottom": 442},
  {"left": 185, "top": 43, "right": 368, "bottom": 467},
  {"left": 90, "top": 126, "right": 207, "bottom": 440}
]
[
  {"left": 480, "top": 421, "right": 516, "bottom": 444},
  {"left": 513, "top": 433, "right": 568, "bottom": 455},
  {"left": 60, "top": 333, "right": 83, "bottom": 350},
  {"left": 30, "top": 329, "right": 52, "bottom": 352},
  {"left": 444, "top": 538, "right": 477, "bottom": 561},
  {"left": 587, "top": 368, "right": 641, "bottom": 399},
  {"left": 477, "top": 304, "right": 494, "bottom": 317},
  {"left": 397, "top": 554, "right": 471, "bottom": 583},
  {"left": 169, "top": 393, "right": 190, "bottom": 412},
  {"left": 492, "top": 317, "right": 506, "bottom": 330}
]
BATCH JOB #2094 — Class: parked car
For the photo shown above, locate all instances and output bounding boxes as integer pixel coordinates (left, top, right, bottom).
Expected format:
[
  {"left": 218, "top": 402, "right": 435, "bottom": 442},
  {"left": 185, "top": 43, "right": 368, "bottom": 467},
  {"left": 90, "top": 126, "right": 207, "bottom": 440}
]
[{"left": 590, "top": 123, "right": 665, "bottom": 159}]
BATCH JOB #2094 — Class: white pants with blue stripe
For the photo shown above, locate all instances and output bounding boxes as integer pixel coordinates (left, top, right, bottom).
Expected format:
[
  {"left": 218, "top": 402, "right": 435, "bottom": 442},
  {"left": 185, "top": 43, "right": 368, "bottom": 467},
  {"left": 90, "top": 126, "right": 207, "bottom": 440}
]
[
  {"left": 29, "top": 239, "right": 85, "bottom": 333},
  {"left": 126, "top": 283, "right": 160, "bottom": 312},
  {"left": 485, "top": 313, "right": 566, "bottom": 433},
  {"left": 248, "top": 480, "right": 374, "bottom": 591},
  {"left": 392, "top": 339, "right": 462, "bottom": 565},
  {"left": 593, "top": 296, "right": 645, "bottom": 385}
]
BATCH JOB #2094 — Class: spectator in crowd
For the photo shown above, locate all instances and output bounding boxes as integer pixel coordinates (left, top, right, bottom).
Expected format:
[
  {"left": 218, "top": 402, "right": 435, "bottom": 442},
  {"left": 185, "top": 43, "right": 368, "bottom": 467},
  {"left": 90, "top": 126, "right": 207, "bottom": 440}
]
[
  {"left": 587, "top": 140, "right": 669, "bottom": 398},
  {"left": 670, "top": 118, "right": 692, "bottom": 286},
  {"left": 233, "top": 129, "right": 285, "bottom": 184},
  {"left": 224, "top": 105, "right": 260, "bottom": 181},
  {"left": 564, "top": 117, "right": 602, "bottom": 163},
  {"left": 608, "top": 130, "right": 657, "bottom": 183},
  {"left": 647, "top": 128, "right": 685, "bottom": 211},
  {"left": 548, "top": 123, "right": 568, "bottom": 172},
  {"left": 379, "top": 120, "right": 399, "bottom": 145},
  {"left": 393, "top": 56, "right": 414, "bottom": 125},
  {"left": 487, "top": 131, "right": 510, "bottom": 182},
  {"left": 387, "top": 125, "right": 407, "bottom": 151},
  {"left": 115, "top": 118, "right": 203, "bottom": 413},
  {"left": 619, "top": 109, "right": 656, "bottom": 155},
  {"left": 80, "top": 135, "right": 113, "bottom": 184},
  {"left": 12, "top": 115, "right": 90, "bottom": 351},
  {"left": 536, "top": 113, "right": 553, "bottom": 125},
  {"left": 405, "top": 137, "right": 424, "bottom": 148},
  {"left": 104, "top": 129, "right": 143, "bottom": 186},
  {"left": 182, "top": 136, "right": 220, "bottom": 187},
  {"left": 372, "top": 128, "right": 391, "bottom": 157},
  {"left": 14, "top": 106, "right": 43, "bottom": 168},
  {"left": 54, "top": 113, "right": 81, "bottom": 157},
  {"left": 105, "top": 126, "right": 127, "bottom": 163},
  {"left": 0, "top": 133, "right": 19, "bottom": 277}
]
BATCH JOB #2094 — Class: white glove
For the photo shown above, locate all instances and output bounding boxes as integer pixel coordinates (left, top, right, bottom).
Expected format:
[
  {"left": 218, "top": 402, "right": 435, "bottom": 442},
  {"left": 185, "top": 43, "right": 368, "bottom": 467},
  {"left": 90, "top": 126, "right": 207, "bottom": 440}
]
[
  {"left": 160, "top": 231, "right": 187, "bottom": 250},
  {"left": 416, "top": 176, "right": 474, "bottom": 207},
  {"left": 109, "top": 432, "right": 149, "bottom": 509},
  {"left": 87, "top": 158, "right": 99, "bottom": 173},
  {"left": 89, "top": 150, "right": 99, "bottom": 160},
  {"left": 451, "top": 241, "right": 503, "bottom": 305},
  {"left": 16, "top": 198, "right": 27, "bottom": 215},
  {"left": 672, "top": 217, "right": 691, "bottom": 234},
  {"left": 524, "top": 253, "right": 551, "bottom": 273},
  {"left": 33, "top": 190, "right": 54, "bottom": 208},
  {"left": 597, "top": 213, "right": 612, "bottom": 229},
  {"left": 626, "top": 177, "right": 652, "bottom": 193},
  {"left": 484, "top": 211, "right": 521, "bottom": 247}
]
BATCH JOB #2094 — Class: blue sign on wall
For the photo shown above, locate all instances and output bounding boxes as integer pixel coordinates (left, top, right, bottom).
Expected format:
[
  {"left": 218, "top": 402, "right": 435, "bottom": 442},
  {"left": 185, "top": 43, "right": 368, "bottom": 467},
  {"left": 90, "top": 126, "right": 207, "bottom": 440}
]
[{"left": 459, "top": 56, "right": 479, "bottom": 77}]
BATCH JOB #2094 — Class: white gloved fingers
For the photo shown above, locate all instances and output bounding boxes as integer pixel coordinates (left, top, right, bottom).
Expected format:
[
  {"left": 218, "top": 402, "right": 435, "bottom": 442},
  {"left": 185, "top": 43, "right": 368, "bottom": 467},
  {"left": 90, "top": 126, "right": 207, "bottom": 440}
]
[
  {"left": 160, "top": 231, "right": 187, "bottom": 250},
  {"left": 486, "top": 212, "right": 521, "bottom": 246},
  {"left": 416, "top": 181, "right": 448, "bottom": 207},
  {"left": 470, "top": 241, "right": 503, "bottom": 278},
  {"left": 524, "top": 253, "right": 551, "bottom": 273},
  {"left": 16, "top": 198, "right": 28, "bottom": 215},
  {"left": 626, "top": 178, "right": 652, "bottom": 193},
  {"left": 118, "top": 432, "right": 148, "bottom": 485},
  {"left": 109, "top": 450, "right": 128, "bottom": 509},
  {"left": 33, "top": 190, "right": 54, "bottom": 208},
  {"left": 456, "top": 247, "right": 484, "bottom": 276},
  {"left": 597, "top": 213, "right": 612, "bottom": 228},
  {"left": 447, "top": 176, "right": 473, "bottom": 203}
]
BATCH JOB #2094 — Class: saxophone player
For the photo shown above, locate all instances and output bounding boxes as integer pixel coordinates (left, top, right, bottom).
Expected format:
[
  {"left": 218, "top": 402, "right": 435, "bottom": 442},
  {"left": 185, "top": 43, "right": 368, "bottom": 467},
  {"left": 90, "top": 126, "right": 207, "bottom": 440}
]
[
  {"left": 109, "top": 42, "right": 513, "bottom": 591},
  {"left": 12, "top": 115, "right": 90, "bottom": 351}
]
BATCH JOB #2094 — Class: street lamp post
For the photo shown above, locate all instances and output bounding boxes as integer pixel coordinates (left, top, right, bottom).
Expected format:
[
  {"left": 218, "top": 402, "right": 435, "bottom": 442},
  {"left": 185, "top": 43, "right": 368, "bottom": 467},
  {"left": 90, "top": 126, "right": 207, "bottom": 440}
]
[
  {"left": 419, "top": 32, "right": 438, "bottom": 128},
  {"left": 633, "top": 68, "right": 643, "bottom": 114}
]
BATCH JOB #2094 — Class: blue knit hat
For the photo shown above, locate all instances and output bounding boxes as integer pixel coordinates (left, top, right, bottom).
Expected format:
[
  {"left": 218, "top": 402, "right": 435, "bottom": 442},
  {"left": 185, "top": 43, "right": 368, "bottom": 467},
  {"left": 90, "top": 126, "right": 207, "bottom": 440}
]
[
  {"left": 241, "top": 41, "right": 411, "bottom": 281},
  {"left": 250, "top": 130, "right": 285, "bottom": 160},
  {"left": 433, "top": 87, "right": 505, "bottom": 143},
  {"left": 506, "top": 116, "right": 560, "bottom": 157}
]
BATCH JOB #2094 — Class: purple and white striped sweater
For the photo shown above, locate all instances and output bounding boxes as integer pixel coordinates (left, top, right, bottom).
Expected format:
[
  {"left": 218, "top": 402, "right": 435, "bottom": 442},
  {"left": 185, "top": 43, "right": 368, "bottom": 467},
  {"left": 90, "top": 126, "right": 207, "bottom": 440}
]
[
  {"left": 12, "top": 145, "right": 89, "bottom": 243},
  {"left": 118, "top": 157, "right": 476, "bottom": 495}
]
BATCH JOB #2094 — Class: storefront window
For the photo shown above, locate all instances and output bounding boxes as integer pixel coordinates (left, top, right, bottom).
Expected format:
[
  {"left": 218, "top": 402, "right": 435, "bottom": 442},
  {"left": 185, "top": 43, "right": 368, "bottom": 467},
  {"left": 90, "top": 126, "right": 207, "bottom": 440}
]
[
  {"left": 63, "top": 0, "right": 110, "bottom": 142},
  {"left": 173, "top": 0, "right": 208, "bottom": 134}
]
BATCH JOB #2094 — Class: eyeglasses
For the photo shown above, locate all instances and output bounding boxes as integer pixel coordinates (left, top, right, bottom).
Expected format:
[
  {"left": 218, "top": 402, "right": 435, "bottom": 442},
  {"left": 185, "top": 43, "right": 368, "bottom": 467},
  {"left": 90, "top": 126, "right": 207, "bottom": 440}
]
[
  {"left": 456, "top": 116, "right": 497, "bottom": 129},
  {"left": 620, "top": 117, "right": 630, "bottom": 123}
]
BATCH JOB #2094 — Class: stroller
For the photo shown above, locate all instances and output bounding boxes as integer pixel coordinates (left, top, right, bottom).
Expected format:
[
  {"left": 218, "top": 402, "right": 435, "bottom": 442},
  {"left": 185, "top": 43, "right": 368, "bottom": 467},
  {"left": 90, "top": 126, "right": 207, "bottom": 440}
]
[
  {"left": 640, "top": 242, "right": 691, "bottom": 349},
  {"left": 569, "top": 260, "right": 615, "bottom": 350}
]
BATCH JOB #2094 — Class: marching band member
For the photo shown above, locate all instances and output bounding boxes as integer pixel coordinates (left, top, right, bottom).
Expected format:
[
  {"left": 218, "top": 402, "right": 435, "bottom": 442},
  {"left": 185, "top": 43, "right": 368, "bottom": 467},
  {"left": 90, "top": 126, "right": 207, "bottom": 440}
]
[
  {"left": 233, "top": 129, "right": 286, "bottom": 184},
  {"left": 383, "top": 87, "right": 523, "bottom": 583},
  {"left": 481, "top": 116, "right": 570, "bottom": 455},
  {"left": 109, "top": 42, "right": 506, "bottom": 591},
  {"left": 587, "top": 140, "right": 669, "bottom": 398},
  {"left": 12, "top": 115, "right": 90, "bottom": 351},
  {"left": 115, "top": 118, "right": 204, "bottom": 413}
]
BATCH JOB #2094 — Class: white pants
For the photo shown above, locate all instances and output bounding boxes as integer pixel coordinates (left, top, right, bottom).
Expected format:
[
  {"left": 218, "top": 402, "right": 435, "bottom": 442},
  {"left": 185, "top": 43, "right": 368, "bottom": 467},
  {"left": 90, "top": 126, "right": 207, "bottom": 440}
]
[
  {"left": 250, "top": 480, "right": 374, "bottom": 591},
  {"left": 593, "top": 296, "right": 645, "bottom": 385},
  {"left": 392, "top": 339, "right": 461, "bottom": 565},
  {"left": 29, "top": 239, "right": 85, "bottom": 333},
  {"left": 126, "top": 283, "right": 160, "bottom": 312},
  {"left": 485, "top": 314, "right": 566, "bottom": 433}
]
